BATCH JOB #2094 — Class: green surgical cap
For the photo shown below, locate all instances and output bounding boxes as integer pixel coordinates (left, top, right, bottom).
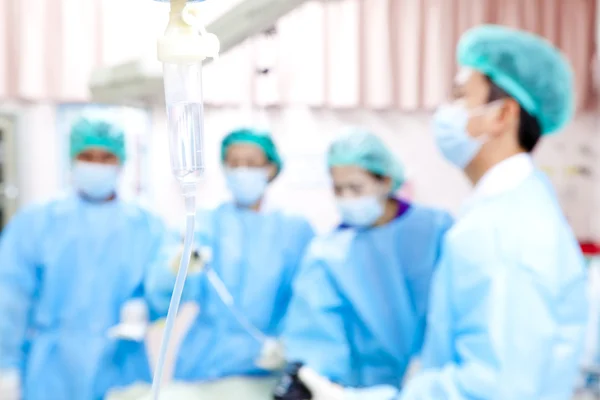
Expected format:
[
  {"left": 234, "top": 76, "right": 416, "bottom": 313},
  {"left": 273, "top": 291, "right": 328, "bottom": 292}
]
[
  {"left": 327, "top": 130, "right": 405, "bottom": 192},
  {"left": 457, "top": 24, "right": 575, "bottom": 135},
  {"left": 221, "top": 128, "right": 283, "bottom": 176},
  {"left": 69, "top": 118, "right": 126, "bottom": 163}
]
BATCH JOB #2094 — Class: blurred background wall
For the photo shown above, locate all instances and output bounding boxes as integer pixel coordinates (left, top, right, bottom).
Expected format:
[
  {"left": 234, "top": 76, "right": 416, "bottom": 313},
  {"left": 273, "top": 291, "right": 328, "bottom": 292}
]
[{"left": 0, "top": 0, "right": 598, "bottom": 236}]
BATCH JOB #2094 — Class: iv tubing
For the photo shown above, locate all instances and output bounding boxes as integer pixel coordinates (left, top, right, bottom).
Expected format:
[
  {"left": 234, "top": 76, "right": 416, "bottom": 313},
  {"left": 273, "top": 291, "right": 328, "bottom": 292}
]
[
  {"left": 205, "top": 268, "right": 268, "bottom": 343},
  {"left": 151, "top": 187, "right": 196, "bottom": 399},
  {"left": 151, "top": 1, "right": 219, "bottom": 397}
]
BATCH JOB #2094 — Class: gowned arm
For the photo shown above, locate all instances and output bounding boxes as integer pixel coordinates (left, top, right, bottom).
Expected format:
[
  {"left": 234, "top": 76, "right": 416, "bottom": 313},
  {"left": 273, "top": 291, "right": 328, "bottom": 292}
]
[
  {"left": 399, "top": 262, "right": 585, "bottom": 400},
  {"left": 0, "top": 213, "right": 38, "bottom": 370},
  {"left": 282, "top": 257, "right": 351, "bottom": 384}
]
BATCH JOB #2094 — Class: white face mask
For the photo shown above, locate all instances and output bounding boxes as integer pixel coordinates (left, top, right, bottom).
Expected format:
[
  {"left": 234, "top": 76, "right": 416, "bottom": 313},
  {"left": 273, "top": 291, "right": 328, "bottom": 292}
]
[
  {"left": 72, "top": 161, "right": 119, "bottom": 200},
  {"left": 432, "top": 101, "right": 501, "bottom": 168},
  {"left": 225, "top": 167, "right": 269, "bottom": 207},
  {"left": 337, "top": 195, "right": 385, "bottom": 228}
]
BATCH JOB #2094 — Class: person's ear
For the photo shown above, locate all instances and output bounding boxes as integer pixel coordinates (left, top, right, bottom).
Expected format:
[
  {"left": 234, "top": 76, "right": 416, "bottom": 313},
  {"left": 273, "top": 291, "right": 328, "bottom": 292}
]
[
  {"left": 266, "top": 163, "right": 278, "bottom": 181},
  {"left": 488, "top": 99, "right": 520, "bottom": 138}
]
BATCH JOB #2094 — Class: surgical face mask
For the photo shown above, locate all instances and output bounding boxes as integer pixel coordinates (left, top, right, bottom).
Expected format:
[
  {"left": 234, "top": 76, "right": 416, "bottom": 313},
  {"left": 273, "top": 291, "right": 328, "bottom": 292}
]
[
  {"left": 337, "top": 195, "right": 385, "bottom": 228},
  {"left": 432, "top": 102, "right": 496, "bottom": 168},
  {"left": 225, "top": 167, "right": 269, "bottom": 207},
  {"left": 72, "top": 161, "right": 119, "bottom": 200}
]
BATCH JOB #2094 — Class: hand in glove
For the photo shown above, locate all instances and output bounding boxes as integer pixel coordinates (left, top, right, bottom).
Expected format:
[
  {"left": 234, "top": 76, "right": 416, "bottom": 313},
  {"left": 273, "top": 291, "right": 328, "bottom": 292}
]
[
  {"left": 0, "top": 370, "right": 21, "bottom": 400},
  {"left": 297, "top": 367, "right": 344, "bottom": 400},
  {"left": 170, "top": 245, "right": 210, "bottom": 275},
  {"left": 255, "top": 338, "right": 286, "bottom": 371},
  {"left": 108, "top": 299, "right": 149, "bottom": 341}
]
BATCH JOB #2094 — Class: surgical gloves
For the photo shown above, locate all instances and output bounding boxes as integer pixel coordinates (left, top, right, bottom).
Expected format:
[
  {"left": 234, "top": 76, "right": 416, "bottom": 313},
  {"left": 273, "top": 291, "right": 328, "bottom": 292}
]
[
  {"left": 170, "top": 244, "right": 209, "bottom": 275},
  {"left": 108, "top": 299, "right": 150, "bottom": 342},
  {"left": 256, "top": 338, "right": 286, "bottom": 371},
  {"left": 297, "top": 367, "right": 344, "bottom": 400}
]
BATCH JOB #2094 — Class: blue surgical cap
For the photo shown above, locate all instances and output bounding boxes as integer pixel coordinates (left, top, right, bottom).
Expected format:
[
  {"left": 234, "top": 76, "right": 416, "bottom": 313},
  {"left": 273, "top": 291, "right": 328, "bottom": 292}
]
[
  {"left": 221, "top": 128, "right": 283, "bottom": 177},
  {"left": 327, "top": 130, "right": 405, "bottom": 192},
  {"left": 70, "top": 118, "right": 126, "bottom": 163},
  {"left": 457, "top": 24, "right": 575, "bottom": 135}
]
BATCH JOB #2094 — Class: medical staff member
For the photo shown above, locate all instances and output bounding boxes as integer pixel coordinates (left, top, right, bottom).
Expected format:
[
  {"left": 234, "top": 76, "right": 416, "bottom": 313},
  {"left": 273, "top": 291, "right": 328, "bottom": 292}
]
[
  {"left": 296, "top": 24, "right": 588, "bottom": 400},
  {"left": 145, "top": 128, "right": 314, "bottom": 382},
  {"left": 0, "top": 118, "right": 165, "bottom": 400},
  {"left": 278, "top": 130, "right": 453, "bottom": 390}
]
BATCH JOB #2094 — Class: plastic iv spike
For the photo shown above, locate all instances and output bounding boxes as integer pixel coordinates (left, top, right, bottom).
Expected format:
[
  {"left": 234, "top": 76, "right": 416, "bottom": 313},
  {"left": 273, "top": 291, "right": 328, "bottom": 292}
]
[{"left": 151, "top": 1, "right": 219, "bottom": 399}]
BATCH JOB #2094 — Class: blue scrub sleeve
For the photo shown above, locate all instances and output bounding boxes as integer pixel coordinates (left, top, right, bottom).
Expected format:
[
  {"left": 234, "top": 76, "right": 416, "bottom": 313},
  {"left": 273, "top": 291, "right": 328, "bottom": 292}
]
[
  {"left": 0, "top": 210, "right": 39, "bottom": 370},
  {"left": 93, "top": 215, "right": 167, "bottom": 400},
  {"left": 282, "top": 253, "right": 352, "bottom": 384},
  {"left": 412, "top": 213, "right": 454, "bottom": 318},
  {"left": 397, "top": 261, "right": 585, "bottom": 399},
  {"left": 271, "top": 220, "right": 315, "bottom": 335},
  {"left": 408, "top": 212, "right": 454, "bottom": 356}
]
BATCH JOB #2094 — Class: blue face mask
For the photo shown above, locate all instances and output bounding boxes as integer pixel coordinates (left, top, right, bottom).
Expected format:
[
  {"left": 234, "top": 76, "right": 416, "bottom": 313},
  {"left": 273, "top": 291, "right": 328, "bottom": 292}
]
[
  {"left": 225, "top": 167, "right": 269, "bottom": 207},
  {"left": 337, "top": 196, "right": 384, "bottom": 228},
  {"left": 72, "top": 161, "right": 120, "bottom": 200},
  {"left": 432, "top": 103, "right": 486, "bottom": 169}
]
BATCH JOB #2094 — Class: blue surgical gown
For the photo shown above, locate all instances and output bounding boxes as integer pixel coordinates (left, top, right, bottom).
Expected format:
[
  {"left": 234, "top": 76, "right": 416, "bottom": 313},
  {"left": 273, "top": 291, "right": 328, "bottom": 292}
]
[
  {"left": 350, "top": 171, "right": 588, "bottom": 400},
  {"left": 0, "top": 194, "right": 165, "bottom": 400},
  {"left": 145, "top": 202, "right": 314, "bottom": 381},
  {"left": 282, "top": 204, "right": 453, "bottom": 388}
]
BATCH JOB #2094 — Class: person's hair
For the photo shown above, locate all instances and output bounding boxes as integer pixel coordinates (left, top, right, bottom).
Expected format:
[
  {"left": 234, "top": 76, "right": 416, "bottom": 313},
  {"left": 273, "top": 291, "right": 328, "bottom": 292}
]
[{"left": 485, "top": 76, "right": 542, "bottom": 152}]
